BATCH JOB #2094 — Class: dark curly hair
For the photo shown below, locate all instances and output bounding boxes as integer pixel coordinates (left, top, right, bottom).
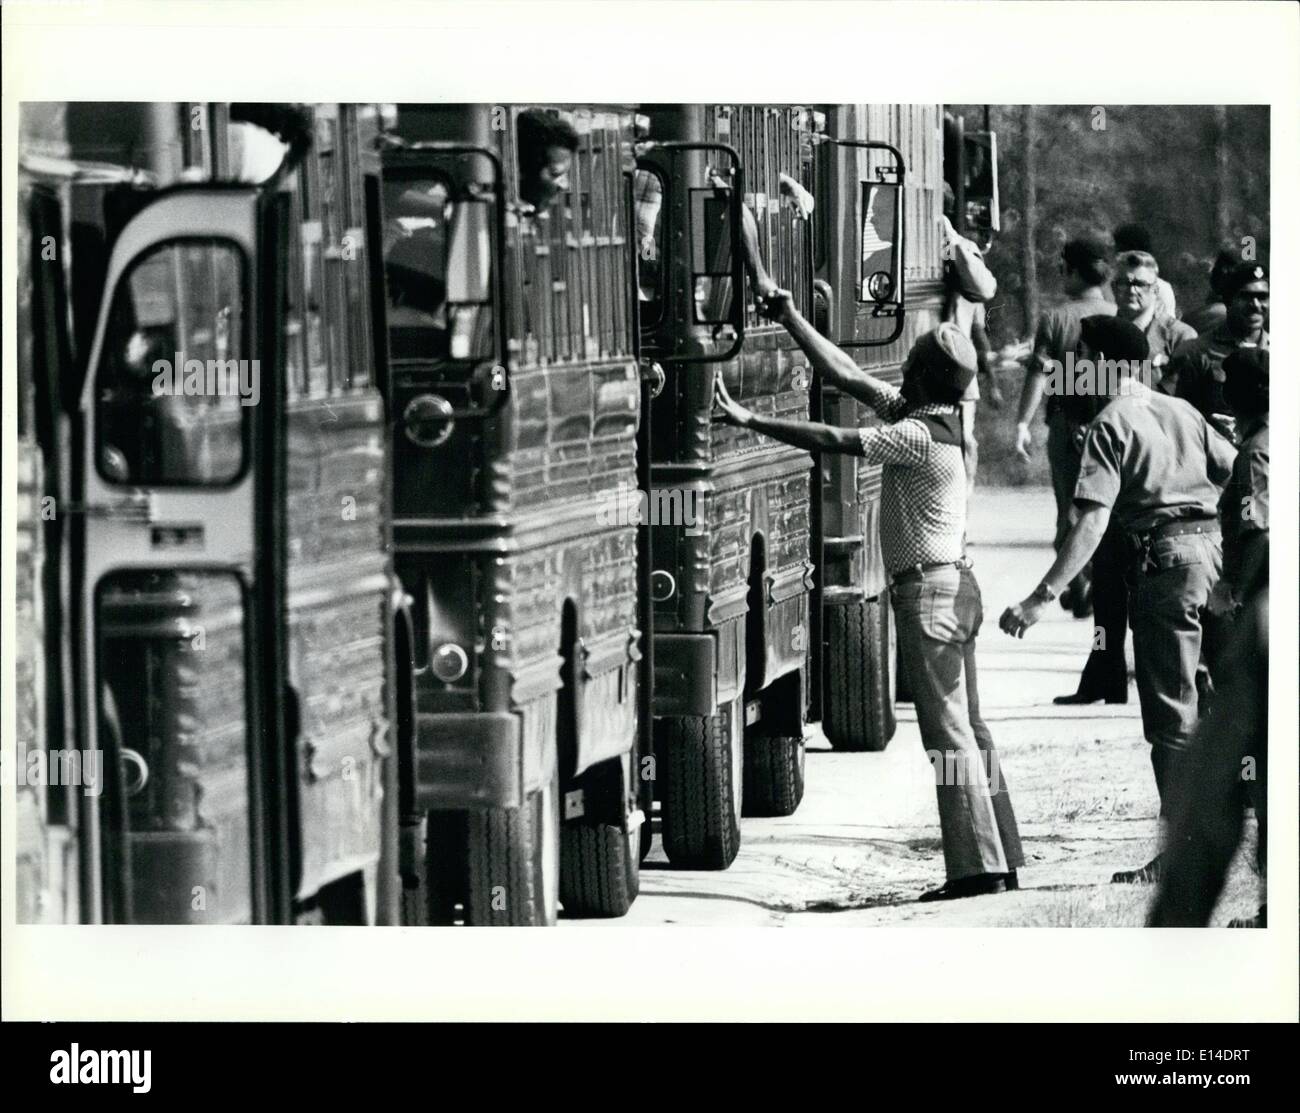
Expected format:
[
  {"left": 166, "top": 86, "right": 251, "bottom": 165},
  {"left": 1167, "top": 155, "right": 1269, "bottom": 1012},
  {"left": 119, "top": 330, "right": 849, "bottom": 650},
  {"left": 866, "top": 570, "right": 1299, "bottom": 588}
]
[{"left": 516, "top": 108, "right": 579, "bottom": 178}]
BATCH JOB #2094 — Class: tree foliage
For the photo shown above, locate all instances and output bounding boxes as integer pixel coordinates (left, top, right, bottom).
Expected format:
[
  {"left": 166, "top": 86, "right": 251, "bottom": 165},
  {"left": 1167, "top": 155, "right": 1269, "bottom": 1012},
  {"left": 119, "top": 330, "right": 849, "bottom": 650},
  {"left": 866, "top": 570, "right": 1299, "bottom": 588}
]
[{"left": 950, "top": 104, "right": 1271, "bottom": 346}]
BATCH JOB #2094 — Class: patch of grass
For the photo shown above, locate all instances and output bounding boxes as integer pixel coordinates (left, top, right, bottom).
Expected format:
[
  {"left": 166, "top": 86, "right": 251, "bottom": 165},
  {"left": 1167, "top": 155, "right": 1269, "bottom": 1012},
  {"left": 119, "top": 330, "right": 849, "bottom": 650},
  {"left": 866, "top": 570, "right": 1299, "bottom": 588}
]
[
  {"left": 1004, "top": 885, "right": 1151, "bottom": 927},
  {"left": 1044, "top": 786, "right": 1139, "bottom": 824},
  {"left": 1004, "top": 821, "right": 1263, "bottom": 928}
]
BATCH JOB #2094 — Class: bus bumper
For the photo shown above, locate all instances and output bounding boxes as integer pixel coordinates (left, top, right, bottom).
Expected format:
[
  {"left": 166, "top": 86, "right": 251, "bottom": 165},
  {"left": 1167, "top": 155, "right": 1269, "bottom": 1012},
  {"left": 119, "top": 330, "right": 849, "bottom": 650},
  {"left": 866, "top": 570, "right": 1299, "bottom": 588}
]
[{"left": 412, "top": 711, "right": 531, "bottom": 811}]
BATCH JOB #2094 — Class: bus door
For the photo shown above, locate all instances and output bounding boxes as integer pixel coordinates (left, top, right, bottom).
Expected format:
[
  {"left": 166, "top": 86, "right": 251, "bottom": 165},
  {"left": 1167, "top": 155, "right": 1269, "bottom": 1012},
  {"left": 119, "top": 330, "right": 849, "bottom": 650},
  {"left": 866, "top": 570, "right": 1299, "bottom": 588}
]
[{"left": 72, "top": 186, "right": 287, "bottom": 924}]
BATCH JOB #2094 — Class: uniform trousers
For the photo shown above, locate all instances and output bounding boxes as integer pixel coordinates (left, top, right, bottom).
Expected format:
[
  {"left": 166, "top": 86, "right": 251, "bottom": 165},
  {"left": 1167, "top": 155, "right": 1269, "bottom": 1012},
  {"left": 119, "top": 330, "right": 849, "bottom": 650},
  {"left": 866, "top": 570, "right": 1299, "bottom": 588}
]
[
  {"left": 1125, "top": 530, "right": 1223, "bottom": 813},
  {"left": 1149, "top": 586, "right": 1267, "bottom": 926},
  {"left": 1076, "top": 524, "right": 1130, "bottom": 699},
  {"left": 891, "top": 564, "right": 1024, "bottom": 880},
  {"left": 1046, "top": 409, "right": 1091, "bottom": 600}
]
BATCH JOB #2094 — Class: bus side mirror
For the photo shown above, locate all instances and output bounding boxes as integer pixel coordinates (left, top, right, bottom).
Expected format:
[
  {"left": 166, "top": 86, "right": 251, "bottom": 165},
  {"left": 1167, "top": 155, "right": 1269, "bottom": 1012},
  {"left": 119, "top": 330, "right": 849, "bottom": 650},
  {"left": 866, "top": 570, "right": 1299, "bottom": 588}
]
[
  {"left": 445, "top": 198, "right": 492, "bottom": 307},
  {"left": 690, "top": 184, "right": 738, "bottom": 326},
  {"left": 858, "top": 179, "right": 904, "bottom": 312}
]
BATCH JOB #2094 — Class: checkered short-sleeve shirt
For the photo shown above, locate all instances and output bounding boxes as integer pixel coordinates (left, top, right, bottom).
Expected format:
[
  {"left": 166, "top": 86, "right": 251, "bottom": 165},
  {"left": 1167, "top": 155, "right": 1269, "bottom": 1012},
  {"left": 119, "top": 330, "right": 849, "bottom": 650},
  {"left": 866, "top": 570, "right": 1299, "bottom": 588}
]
[{"left": 858, "top": 390, "right": 968, "bottom": 574}]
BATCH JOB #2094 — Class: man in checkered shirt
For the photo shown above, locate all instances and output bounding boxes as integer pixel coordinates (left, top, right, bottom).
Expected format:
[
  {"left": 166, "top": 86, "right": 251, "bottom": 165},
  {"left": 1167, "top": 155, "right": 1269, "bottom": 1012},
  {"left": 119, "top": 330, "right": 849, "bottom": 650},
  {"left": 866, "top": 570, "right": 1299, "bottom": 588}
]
[{"left": 715, "top": 205, "right": 1023, "bottom": 901}]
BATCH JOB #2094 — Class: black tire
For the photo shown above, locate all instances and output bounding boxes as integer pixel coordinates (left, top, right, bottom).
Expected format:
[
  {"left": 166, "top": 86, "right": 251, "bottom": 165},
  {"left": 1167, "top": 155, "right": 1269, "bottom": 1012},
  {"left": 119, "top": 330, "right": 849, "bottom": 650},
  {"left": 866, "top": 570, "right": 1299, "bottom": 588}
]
[
  {"left": 659, "top": 698, "right": 743, "bottom": 869},
  {"left": 742, "top": 734, "right": 806, "bottom": 816},
  {"left": 421, "top": 770, "right": 560, "bottom": 926},
  {"left": 400, "top": 879, "right": 427, "bottom": 926},
  {"left": 560, "top": 821, "right": 640, "bottom": 918},
  {"left": 421, "top": 809, "right": 468, "bottom": 925},
  {"left": 825, "top": 597, "right": 896, "bottom": 752}
]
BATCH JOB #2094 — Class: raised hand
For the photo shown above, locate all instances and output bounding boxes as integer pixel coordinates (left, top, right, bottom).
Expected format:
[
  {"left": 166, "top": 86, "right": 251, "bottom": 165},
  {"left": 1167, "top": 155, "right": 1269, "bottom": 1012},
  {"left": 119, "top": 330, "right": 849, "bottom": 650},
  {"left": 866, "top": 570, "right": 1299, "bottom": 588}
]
[{"left": 778, "top": 172, "right": 814, "bottom": 221}]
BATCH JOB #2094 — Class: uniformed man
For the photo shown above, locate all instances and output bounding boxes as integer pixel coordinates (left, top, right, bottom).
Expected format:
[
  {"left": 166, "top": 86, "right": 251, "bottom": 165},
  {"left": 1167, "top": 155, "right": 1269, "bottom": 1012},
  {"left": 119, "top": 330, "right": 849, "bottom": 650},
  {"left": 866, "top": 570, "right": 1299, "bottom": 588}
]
[
  {"left": 1209, "top": 347, "right": 1270, "bottom": 612},
  {"left": 1039, "top": 251, "right": 1195, "bottom": 708},
  {"left": 1163, "top": 261, "right": 1269, "bottom": 441},
  {"left": 999, "top": 315, "right": 1236, "bottom": 885},
  {"left": 1149, "top": 347, "right": 1268, "bottom": 927},
  {"left": 723, "top": 203, "right": 1023, "bottom": 901},
  {"left": 1162, "top": 262, "right": 1267, "bottom": 690},
  {"left": 1181, "top": 246, "right": 1240, "bottom": 336},
  {"left": 1013, "top": 236, "right": 1116, "bottom": 622}
]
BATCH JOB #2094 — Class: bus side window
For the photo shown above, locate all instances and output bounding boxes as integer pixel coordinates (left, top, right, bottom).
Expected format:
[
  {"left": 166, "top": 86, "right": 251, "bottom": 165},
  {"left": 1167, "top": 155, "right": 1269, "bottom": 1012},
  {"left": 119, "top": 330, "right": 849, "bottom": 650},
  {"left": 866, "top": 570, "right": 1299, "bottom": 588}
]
[
  {"left": 285, "top": 174, "right": 308, "bottom": 397},
  {"left": 318, "top": 136, "right": 350, "bottom": 394},
  {"left": 339, "top": 107, "right": 372, "bottom": 390},
  {"left": 383, "top": 176, "right": 452, "bottom": 362},
  {"left": 97, "top": 240, "right": 247, "bottom": 486},
  {"left": 300, "top": 139, "right": 329, "bottom": 397},
  {"left": 634, "top": 168, "right": 666, "bottom": 329}
]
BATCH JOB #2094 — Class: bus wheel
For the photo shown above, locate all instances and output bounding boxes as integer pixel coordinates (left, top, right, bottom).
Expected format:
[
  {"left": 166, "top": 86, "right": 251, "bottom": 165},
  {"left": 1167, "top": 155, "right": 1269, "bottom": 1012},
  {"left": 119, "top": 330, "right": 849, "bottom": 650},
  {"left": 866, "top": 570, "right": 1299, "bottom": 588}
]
[
  {"left": 742, "top": 732, "right": 806, "bottom": 817},
  {"left": 824, "top": 597, "right": 896, "bottom": 752},
  {"left": 659, "top": 697, "right": 742, "bottom": 870},
  {"left": 423, "top": 769, "right": 560, "bottom": 926},
  {"left": 559, "top": 815, "right": 640, "bottom": 918}
]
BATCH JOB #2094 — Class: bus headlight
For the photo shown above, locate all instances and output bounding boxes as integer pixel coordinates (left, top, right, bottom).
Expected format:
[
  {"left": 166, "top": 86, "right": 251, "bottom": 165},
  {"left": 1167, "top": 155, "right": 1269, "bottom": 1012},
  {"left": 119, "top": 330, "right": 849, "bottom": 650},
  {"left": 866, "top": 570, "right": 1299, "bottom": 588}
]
[
  {"left": 403, "top": 393, "right": 455, "bottom": 448},
  {"left": 431, "top": 642, "right": 470, "bottom": 684},
  {"left": 650, "top": 570, "right": 676, "bottom": 602}
]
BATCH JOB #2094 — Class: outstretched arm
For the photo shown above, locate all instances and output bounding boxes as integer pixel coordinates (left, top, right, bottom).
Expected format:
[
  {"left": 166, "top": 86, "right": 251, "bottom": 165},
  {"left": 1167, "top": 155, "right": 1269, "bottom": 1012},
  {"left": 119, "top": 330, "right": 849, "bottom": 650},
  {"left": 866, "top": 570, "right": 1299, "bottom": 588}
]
[
  {"left": 735, "top": 203, "right": 903, "bottom": 419},
  {"left": 999, "top": 500, "right": 1111, "bottom": 637},
  {"left": 714, "top": 374, "right": 862, "bottom": 454}
]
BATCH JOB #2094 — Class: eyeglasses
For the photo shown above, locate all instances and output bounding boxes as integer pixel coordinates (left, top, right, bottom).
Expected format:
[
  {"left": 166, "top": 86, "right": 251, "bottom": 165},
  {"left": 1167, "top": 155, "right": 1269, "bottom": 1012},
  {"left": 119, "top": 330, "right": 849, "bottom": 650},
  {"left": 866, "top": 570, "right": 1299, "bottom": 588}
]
[{"left": 1113, "top": 278, "right": 1155, "bottom": 291}]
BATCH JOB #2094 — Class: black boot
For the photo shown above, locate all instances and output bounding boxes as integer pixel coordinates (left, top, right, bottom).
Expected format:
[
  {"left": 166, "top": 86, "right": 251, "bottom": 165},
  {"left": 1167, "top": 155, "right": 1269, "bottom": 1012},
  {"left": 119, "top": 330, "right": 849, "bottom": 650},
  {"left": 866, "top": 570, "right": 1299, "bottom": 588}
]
[{"left": 919, "top": 873, "right": 1007, "bottom": 902}]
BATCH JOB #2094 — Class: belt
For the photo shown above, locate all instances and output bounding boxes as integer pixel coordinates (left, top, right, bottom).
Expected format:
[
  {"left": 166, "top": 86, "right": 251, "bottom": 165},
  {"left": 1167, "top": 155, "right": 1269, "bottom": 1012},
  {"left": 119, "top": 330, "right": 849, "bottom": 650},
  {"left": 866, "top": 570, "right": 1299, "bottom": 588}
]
[
  {"left": 1130, "top": 516, "right": 1220, "bottom": 543},
  {"left": 1125, "top": 516, "right": 1219, "bottom": 575},
  {"left": 890, "top": 557, "right": 971, "bottom": 585}
]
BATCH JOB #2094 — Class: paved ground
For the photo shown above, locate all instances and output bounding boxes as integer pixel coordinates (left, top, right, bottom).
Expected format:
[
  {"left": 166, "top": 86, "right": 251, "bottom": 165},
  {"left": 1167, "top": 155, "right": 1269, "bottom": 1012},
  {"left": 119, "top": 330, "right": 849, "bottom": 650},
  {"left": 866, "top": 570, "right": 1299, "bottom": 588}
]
[{"left": 568, "top": 487, "right": 1261, "bottom": 928}]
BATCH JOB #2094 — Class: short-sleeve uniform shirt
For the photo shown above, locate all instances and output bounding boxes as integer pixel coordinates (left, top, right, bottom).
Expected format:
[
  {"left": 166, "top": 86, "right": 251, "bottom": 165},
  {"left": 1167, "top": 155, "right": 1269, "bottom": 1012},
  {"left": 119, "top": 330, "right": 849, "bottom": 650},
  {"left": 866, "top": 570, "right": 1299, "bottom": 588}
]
[
  {"left": 1219, "top": 416, "right": 1269, "bottom": 586},
  {"left": 1167, "top": 323, "right": 1269, "bottom": 428},
  {"left": 857, "top": 391, "right": 966, "bottom": 574},
  {"left": 1030, "top": 293, "right": 1116, "bottom": 418},
  {"left": 1074, "top": 383, "right": 1236, "bottom": 533}
]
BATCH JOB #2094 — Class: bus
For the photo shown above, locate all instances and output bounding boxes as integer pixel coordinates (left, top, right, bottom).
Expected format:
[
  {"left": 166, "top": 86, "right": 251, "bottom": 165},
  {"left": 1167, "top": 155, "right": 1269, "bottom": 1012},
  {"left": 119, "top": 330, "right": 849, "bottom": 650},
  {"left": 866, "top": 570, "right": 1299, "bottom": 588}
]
[
  {"left": 15, "top": 102, "right": 397, "bottom": 924},
  {"left": 636, "top": 105, "right": 822, "bottom": 869},
  {"left": 813, "top": 104, "right": 1000, "bottom": 750},
  {"left": 378, "top": 104, "right": 645, "bottom": 924},
  {"left": 14, "top": 100, "right": 998, "bottom": 921}
]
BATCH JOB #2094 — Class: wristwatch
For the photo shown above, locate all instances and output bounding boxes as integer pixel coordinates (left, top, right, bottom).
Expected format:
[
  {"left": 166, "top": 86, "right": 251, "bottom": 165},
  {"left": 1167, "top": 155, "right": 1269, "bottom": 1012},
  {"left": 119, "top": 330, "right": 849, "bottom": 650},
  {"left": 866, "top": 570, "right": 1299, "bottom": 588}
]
[{"left": 1031, "top": 582, "right": 1057, "bottom": 605}]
